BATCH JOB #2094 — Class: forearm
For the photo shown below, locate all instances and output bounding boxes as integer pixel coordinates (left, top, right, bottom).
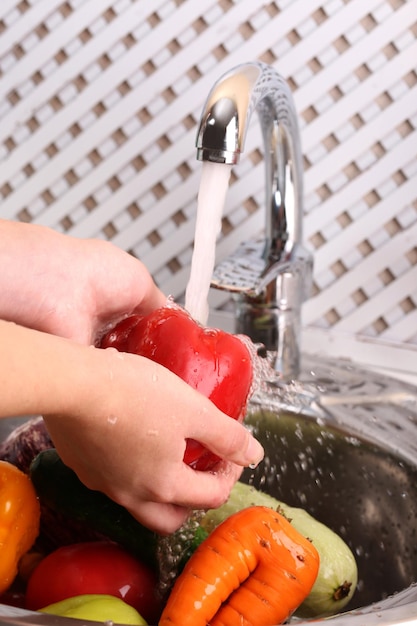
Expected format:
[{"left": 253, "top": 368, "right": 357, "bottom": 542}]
[{"left": 0, "top": 319, "right": 98, "bottom": 419}]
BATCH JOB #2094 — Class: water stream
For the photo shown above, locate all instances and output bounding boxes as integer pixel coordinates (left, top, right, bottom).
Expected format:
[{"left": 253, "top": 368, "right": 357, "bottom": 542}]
[{"left": 184, "top": 161, "right": 232, "bottom": 325}]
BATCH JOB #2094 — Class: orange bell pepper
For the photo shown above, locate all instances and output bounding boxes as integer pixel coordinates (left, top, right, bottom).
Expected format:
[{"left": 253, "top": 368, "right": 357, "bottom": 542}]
[{"left": 0, "top": 460, "right": 40, "bottom": 594}]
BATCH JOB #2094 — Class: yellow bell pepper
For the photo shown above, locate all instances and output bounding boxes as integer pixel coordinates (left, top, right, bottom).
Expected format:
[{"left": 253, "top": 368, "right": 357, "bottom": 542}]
[
  {"left": 40, "top": 594, "right": 147, "bottom": 624},
  {"left": 0, "top": 460, "right": 40, "bottom": 594}
]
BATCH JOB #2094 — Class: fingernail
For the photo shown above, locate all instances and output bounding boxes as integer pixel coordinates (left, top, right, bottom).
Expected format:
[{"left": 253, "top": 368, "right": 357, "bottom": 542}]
[{"left": 246, "top": 435, "right": 264, "bottom": 469}]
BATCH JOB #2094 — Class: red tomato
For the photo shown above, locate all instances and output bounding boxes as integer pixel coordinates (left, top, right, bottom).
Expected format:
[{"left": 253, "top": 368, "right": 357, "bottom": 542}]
[
  {"left": 100, "top": 305, "right": 253, "bottom": 471},
  {"left": 24, "top": 541, "right": 161, "bottom": 623}
]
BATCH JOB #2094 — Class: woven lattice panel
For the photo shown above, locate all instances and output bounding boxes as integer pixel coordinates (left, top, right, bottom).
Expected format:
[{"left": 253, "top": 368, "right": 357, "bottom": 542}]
[{"left": 1, "top": 0, "right": 416, "bottom": 350}]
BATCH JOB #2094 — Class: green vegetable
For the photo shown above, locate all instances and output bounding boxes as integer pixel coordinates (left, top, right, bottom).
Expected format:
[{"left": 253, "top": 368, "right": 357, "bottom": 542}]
[
  {"left": 201, "top": 481, "right": 358, "bottom": 618},
  {"left": 29, "top": 449, "right": 158, "bottom": 569},
  {"left": 40, "top": 594, "right": 147, "bottom": 624}
]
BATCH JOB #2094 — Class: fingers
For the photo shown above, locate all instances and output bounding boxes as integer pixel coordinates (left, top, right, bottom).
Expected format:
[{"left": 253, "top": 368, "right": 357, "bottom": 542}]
[
  {"left": 176, "top": 461, "right": 244, "bottom": 511},
  {"left": 127, "top": 463, "right": 243, "bottom": 534},
  {"left": 127, "top": 357, "right": 264, "bottom": 470},
  {"left": 150, "top": 365, "right": 264, "bottom": 469},
  {"left": 186, "top": 403, "right": 264, "bottom": 470},
  {"left": 127, "top": 500, "right": 191, "bottom": 535}
]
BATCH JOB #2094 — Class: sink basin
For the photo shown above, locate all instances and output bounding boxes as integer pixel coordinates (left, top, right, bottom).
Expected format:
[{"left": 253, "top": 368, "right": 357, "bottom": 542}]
[
  {"left": 0, "top": 354, "right": 416, "bottom": 626},
  {"left": 242, "top": 353, "right": 417, "bottom": 625}
]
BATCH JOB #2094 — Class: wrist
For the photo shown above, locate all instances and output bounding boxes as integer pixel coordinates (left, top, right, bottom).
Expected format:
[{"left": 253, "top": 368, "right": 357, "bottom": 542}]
[{"left": 0, "top": 320, "right": 102, "bottom": 420}]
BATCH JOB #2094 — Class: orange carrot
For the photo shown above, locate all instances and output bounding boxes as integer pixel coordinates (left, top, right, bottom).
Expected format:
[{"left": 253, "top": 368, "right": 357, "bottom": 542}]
[{"left": 159, "top": 505, "right": 320, "bottom": 626}]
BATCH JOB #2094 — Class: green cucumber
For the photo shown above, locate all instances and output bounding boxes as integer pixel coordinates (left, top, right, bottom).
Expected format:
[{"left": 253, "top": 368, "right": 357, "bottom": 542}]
[
  {"left": 200, "top": 480, "right": 358, "bottom": 618},
  {"left": 29, "top": 448, "right": 158, "bottom": 569}
]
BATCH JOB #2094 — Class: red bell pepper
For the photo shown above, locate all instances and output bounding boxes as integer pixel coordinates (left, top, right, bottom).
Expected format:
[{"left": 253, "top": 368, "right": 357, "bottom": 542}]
[{"left": 100, "top": 304, "right": 253, "bottom": 471}]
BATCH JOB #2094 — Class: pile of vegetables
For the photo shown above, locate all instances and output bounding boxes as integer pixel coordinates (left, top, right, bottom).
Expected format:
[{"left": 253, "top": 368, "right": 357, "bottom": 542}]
[
  {"left": 0, "top": 306, "right": 358, "bottom": 625},
  {"left": 0, "top": 441, "right": 358, "bottom": 625}
]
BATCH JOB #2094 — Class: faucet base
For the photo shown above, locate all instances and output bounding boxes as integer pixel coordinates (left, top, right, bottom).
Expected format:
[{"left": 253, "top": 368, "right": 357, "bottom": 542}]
[
  {"left": 234, "top": 297, "right": 301, "bottom": 380},
  {"left": 211, "top": 235, "right": 312, "bottom": 380}
]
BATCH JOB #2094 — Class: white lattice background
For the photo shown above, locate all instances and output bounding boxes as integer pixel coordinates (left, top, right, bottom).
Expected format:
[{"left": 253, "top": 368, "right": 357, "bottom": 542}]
[{"left": 1, "top": 0, "right": 416, "bottom": 379}]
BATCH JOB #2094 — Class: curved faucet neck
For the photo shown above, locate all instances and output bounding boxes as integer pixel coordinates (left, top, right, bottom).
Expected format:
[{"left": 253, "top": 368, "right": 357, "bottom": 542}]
[
  {"left": 196, "top": 62, "right": 313, "bottom": 379},
  {"left": 196, "top": 61, "right": 303, "bottom": 259}
]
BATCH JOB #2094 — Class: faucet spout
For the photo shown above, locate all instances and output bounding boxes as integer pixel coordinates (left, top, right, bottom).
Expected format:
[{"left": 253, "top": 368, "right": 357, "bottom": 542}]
[{"left": 196, "top": 62, "right": 313, "bottom": 379}]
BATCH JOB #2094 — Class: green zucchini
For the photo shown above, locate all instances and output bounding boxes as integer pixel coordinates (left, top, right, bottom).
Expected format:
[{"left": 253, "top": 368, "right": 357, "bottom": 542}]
[
  {"left": 29, "top": 448, "right": 158, "bottom": 569},
  {"left": 201, "top": 480, "right": 358, "bottom": 618}
]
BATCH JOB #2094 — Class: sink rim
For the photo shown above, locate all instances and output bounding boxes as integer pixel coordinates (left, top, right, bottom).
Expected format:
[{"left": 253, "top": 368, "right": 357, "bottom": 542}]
[{"left": 0, "top": 583, "right": 416, "bottom": 626}]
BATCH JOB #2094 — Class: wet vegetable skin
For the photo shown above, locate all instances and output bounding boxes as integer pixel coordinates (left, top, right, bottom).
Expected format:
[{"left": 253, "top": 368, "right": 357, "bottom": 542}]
[
  {"left": 0, "top": 460, "right": 40, "bottom": 594},
  {"left": 159, "top": 505, "right": 320, "bottom": 626},
  {"left": 40, "top": 593, "right": 147, "bottom": 624}
]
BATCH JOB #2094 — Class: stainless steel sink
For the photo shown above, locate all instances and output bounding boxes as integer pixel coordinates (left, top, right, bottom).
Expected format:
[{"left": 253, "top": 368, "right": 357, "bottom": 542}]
[
  {"left": 1, "top": 354, "right": 417, "bottom": 626},
  {"left": 242, "top": 352, "right": 417, "bottom": 625}
]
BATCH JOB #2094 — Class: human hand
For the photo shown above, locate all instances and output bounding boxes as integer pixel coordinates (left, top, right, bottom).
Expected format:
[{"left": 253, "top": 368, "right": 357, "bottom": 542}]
[
  {"left": 43, "top": 347, "right": 264, "bottom": 534},
  {"left": 0, "top": 220, "right": 264, "bottom": 534},
  {"left": 0, "top": 220, "right": 165, "bottom": 344}
]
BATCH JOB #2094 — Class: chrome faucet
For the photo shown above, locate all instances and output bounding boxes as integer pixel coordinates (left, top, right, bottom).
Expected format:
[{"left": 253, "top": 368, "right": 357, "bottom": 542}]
[{"left": 196, "top": 62, "right": 313, "bottom": 379}]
